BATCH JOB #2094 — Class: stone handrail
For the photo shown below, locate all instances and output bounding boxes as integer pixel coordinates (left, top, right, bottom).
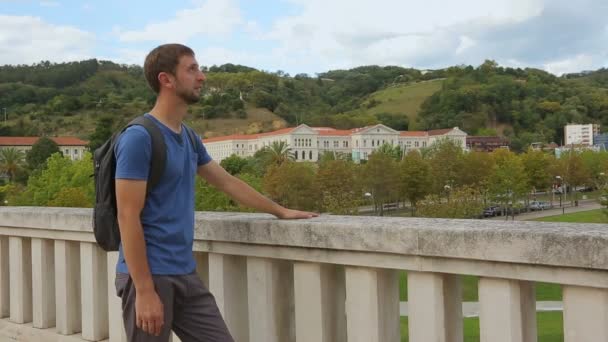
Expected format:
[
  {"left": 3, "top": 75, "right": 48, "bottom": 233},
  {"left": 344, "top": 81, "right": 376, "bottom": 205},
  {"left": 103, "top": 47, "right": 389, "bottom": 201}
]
[{"left": 0, "top": 207, "right": 607, "bottom": 342}]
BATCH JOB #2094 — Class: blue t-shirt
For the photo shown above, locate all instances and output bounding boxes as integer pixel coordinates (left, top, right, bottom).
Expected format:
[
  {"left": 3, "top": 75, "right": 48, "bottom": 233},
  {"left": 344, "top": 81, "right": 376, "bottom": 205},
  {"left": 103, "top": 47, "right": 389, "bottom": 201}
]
[{"left": 114, "top": 113, "right": 212, "bottom": 275}]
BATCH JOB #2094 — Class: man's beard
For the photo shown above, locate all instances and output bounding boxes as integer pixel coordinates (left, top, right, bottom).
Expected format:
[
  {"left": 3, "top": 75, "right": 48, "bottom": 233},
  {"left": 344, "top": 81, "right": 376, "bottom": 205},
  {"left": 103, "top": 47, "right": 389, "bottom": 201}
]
[{"left": 176, "top": 85, "right": 200, "bottom": 104}]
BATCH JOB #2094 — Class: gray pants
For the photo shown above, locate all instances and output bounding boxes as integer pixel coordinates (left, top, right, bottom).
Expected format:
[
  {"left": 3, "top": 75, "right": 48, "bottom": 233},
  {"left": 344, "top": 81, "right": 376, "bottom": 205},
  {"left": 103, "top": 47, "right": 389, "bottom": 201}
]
[{"left": 115, "top": 272, "right": 234, "bottom": 342}]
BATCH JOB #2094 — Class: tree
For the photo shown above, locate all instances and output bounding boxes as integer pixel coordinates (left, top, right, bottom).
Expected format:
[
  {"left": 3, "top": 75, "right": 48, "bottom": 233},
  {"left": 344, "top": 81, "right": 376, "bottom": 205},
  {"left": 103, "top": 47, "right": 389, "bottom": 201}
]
[
  {"left": 459, "top": 151, "right": 495, "bottom": 204},
  {"left": 316, "top": 159, "right": 360, "bottom": 214},
  {"left": 11, "top": 152, "right": 94, "bottom": 207},
  {"left": 417, "top": 186, "right": 484, "bottom": 219},
  {"left": 521, "top": 149, "right": 554, "bottom": 200},
  {"left": 259, "top": 141, "right": 294, "bottom": 166},
  {"left": 425, "top": 139, "right": 464, "bottom": 194},
  {"left": 376, "top": 143, "right": 403, "bottom": 161},
  {"left": 263, "top": 162, "right": 320, "bottom": 211},
  {"left": 399, "top": 151, "right": 432, "bottom": 215},
  {"left": 26, "top": 137, "right": 61, "bottom": 171},
  {"left": 580, "top": 150, "right": 608, "bottom": 190},
  {"left": 220, "top": 154, "right": 249, "bottom": 175},
  {"left": 0, "top": 148, "right": 25, "bottom": 182},
  {"left": 87, "top": 116, "right": 115, "bottom": 151},
  {"left": 558, "top": 150, "right": 590, "bottom": 205},
  {"left": 488, "top": 149, "right": 528, "bottom": 217},
  {"left": 195, "top": 173, "right": 263, "bottom": 212},
  {"left": 359, "top": 152, "right": 400, "bottom": 215}
]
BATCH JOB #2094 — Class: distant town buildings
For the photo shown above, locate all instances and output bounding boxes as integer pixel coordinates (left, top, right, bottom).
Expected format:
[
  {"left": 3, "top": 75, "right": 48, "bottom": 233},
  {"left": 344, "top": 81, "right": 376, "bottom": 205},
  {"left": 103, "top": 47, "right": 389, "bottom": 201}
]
[
  {"left": 564, "top": 124, "right": 600, "bottom": 146},
  {"left": 0, "top": 137, "right": 88, "bottom": 160},
  {"left": 203, "top": 124, "right": 467, "bottom": 163},
  {"left": 594, "top": 133, "right": 608, "bottom": 151},
  {"left": 466, "top": 136, "right": 510, "bottom": 152}
]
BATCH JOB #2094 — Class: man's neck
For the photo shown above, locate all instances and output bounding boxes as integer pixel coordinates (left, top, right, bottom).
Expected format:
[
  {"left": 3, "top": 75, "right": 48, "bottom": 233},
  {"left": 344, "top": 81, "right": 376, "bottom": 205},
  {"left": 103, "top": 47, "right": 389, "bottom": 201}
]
[{"left": 149, "top": 95, "right": 188, "bottom": 133}]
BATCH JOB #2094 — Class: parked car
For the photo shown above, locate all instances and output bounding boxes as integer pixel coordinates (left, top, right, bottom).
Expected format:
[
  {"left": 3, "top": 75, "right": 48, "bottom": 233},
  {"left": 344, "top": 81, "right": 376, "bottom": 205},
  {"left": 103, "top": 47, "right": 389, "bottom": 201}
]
[
  {"left": 529, "top": 201, "right": 552, "bottom": 211},
  {"left": 483, "top": 206, "right": 502, "bottom": 217}
]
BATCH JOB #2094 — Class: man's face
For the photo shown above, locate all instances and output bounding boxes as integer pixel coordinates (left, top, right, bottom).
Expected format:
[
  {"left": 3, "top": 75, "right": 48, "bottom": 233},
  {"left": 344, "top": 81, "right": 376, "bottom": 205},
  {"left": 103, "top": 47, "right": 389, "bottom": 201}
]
[{"left": 173, "top": 54, "right": 206, "bottom": 104}]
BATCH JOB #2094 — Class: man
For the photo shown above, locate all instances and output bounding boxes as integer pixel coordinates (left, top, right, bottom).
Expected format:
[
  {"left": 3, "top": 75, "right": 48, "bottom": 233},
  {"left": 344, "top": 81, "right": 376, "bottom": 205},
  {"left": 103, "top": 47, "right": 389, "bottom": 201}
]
[{"left": 114, "top": 43, "right": 318, "bottom": 342}]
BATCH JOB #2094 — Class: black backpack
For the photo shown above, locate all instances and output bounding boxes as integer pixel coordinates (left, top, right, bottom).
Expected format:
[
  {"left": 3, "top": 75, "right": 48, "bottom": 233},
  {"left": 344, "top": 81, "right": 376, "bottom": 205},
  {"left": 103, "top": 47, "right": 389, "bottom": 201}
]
[{"left": 92, "top": 115, "right": 199, "bottom": 251}]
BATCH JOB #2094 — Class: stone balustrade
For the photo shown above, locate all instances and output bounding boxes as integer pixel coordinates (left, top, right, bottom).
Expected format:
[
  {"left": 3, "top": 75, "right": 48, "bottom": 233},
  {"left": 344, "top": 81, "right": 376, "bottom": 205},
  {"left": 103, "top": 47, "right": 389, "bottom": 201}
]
[{"left": 0, "top": 207, "right": 607, "bottom": 342}]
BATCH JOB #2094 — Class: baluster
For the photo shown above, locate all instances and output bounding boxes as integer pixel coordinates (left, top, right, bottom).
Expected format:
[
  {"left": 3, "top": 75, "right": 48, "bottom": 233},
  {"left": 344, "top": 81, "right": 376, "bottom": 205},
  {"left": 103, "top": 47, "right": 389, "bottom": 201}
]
[
  {"left": 55, "top": 240, "right": 81, "bottom": 335},
  {"left": 9, "top": 237, "right": 32, "bottom": 324},
  {"left": 80, "top": 242, "right": 108, "bottom": 340},
  {"left": 407, "top": 272, "right": 463, "bottom": 342},
  {"left": 209, "top": 253, "right": 249, "bottom": 342},
  {"left": 479, "top": 278, "right": 536, "bottom": 342},
  {"left": 563, "top": 285, "right": 608, "bottom": 342},
  {"left": 0, "top": 236, "right": 9, "bottom": 318},
  {"left": 31, "top": 238, "right": 55, "bottom": 328}
]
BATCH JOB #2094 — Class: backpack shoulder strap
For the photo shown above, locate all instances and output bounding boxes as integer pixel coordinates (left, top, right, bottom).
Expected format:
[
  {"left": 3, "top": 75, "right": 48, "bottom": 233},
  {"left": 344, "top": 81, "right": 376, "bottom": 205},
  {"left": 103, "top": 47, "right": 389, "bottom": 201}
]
[
  {"left": 183, "top": 123, "right": 200, "bottom": 154},
  {"left": 125, "top": 116, "right": 166, "bottom": 191}
]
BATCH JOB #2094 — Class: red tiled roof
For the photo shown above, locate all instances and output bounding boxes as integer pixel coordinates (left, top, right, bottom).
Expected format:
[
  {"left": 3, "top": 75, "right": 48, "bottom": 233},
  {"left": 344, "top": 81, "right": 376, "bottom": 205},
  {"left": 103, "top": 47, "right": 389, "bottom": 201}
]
[
  {"left": 400, "top": 131, "right": 428, "bottom": 137},
  {"left": 0, "top": 136, "right": 88, "bottom": 146},
  {"left": 427, "top": 128, "right": 454, "bottom": 136}
]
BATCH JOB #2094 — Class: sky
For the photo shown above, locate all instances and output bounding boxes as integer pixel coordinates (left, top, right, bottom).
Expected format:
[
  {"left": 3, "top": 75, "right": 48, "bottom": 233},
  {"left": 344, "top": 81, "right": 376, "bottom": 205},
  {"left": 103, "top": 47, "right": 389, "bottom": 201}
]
[{"left": 1, "top": 0, "right": 607, "bottom": 75}]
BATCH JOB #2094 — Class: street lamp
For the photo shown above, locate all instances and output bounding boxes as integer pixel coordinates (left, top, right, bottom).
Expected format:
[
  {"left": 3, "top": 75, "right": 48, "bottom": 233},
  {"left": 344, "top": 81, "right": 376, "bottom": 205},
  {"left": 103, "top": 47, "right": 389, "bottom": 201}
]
[
  {"left": 555, "top": 176, "right": 562, "bottom": 208},
  {"left": 444, "top": 184, "right": 451, "bottom": 203}
]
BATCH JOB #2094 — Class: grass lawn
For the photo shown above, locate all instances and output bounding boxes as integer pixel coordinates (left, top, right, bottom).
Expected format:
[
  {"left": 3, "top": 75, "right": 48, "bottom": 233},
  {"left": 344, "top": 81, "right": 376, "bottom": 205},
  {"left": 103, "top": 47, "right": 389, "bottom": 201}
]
[
  {"left": 399, "top": 273, "right": 562, "bottom": 302},
  {"left": 533, "top": 209, "right": 607, "bottom": 223},
  {"left": 400, "top": 312, "right": 563, "bottom": 342}
]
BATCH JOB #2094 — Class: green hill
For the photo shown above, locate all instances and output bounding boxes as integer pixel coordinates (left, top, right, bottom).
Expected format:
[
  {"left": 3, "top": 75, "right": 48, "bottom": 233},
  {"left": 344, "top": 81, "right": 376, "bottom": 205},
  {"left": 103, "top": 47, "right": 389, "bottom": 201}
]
[{"left": 354, "top": 79, "right": 444, "bottom": 130}]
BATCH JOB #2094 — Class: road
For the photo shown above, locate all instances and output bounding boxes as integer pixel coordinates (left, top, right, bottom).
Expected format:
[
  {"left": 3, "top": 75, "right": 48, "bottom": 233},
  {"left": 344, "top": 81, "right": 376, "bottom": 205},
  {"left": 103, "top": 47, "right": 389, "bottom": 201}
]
[{"left": 489, "top": 199, "right": 602, "bottom": 221}]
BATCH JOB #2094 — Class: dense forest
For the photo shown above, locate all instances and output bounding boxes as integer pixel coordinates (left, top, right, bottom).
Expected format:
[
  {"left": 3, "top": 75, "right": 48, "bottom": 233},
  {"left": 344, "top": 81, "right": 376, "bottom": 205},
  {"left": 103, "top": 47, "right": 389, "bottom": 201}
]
[{"left": 0, "top": 59, "right": 606, "bottom": 152}]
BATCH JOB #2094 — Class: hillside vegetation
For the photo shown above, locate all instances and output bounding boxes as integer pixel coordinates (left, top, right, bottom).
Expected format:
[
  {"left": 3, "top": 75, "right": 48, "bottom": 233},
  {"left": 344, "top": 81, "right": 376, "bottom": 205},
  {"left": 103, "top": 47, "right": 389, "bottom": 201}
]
[{"left": 1, "top": 59, "right": 606, "bottom": 151}]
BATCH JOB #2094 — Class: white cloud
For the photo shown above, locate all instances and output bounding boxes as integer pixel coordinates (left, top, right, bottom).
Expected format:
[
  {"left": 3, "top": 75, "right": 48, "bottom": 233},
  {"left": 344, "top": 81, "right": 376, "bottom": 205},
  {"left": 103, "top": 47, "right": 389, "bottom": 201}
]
[
  {"left": 261, "top": 0, "right": 545, "bottom": 71},
  {"left": 118, "top": 0, "right": 242, "bottom": 42},
  {"left": 0, "top": 15, "right": 94, "bottom": 65},
  {"left": 456, "top": 36, "right": 477, "bottom": 55},
  {"left": 543, "top": 54, "right": 597, "bottom": 76}
]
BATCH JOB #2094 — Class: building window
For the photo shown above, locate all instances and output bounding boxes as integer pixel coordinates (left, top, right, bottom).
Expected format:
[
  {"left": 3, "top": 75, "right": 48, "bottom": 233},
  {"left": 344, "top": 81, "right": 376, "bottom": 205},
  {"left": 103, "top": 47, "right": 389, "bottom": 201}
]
[
  {"left": 74, "top": 149, "right": 78, "bottom": 155},
  {"left": 415, "top": 141, "right": 419, "bottom": 147},
  {"left": 363, "top": 152, "right": 368, "bottom": 159},
  {"left": 301, "top": 150, "right": 305, "bottom": 160},
  {"left": 363, "top": 140, "right": 367, "bottom": 147},
  {"left": 64, "top": 149, "right": 69, "bottom": 155},
  {"left": 423, "top": 141, "right": 427, "bottom": 147},
  {"left": 309, "top": 151, "right": 313, "bottom": 160},
  {"left": 294, "top": 151, "right": 298, "bottom": 160},
  {"left": 334, "top": 141, "right": 339, "bottom": 148},
  {"left": 372, "top": 140, "right": 375, "bottom": 147}
]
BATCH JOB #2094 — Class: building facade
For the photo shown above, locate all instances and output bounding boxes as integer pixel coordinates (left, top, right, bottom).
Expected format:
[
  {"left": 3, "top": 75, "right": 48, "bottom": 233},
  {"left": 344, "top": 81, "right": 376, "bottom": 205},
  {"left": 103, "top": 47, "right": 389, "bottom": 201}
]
[
  {"left": 203, "top": 124, "right": 467, "bottom": 163},
  {"left": 466, "top": 136, "right": 510, "bottom": 152},
  {"left": 564, "top": 124, "right": 601, "bottom": 146},
  {"left": 0, "top": 137, "right": 89, "bottom": 161}
]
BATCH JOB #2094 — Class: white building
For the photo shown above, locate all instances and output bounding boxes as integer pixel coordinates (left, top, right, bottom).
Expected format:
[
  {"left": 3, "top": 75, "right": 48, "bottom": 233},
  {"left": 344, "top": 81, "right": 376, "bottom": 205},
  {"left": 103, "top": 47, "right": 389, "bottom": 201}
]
[
  {"left": 0, "top": 136, "right": 88, "bottom": 161},
  {"left": 203, "top": 124, "right": 467, "bottom": 163},
  {"left": 564, "top": 124, "right": 600, "bottom": 146}
]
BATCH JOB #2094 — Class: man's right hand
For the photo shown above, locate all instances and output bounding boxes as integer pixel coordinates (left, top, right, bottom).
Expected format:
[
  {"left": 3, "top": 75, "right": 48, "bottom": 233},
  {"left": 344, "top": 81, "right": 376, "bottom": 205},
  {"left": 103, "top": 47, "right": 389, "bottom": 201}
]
[{"left": 135, "top": 289, "right": 164, "bottom": 336}]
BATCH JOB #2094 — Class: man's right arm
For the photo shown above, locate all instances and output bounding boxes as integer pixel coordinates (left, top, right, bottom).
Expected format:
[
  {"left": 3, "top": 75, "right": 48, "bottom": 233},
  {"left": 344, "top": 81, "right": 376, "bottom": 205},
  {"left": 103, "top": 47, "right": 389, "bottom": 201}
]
[
  {"left": 115, "top": 179, "right": 153, "bottom": 294},
  {"left": 116, "top": 178, "right": 164, "bottom": 336}
]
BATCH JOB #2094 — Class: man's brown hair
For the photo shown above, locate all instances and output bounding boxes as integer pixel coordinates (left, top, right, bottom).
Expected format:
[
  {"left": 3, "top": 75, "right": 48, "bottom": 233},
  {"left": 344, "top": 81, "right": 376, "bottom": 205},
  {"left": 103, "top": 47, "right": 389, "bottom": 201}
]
[{"left": 144, "top": 44, "right": 195, "bottom": 93}]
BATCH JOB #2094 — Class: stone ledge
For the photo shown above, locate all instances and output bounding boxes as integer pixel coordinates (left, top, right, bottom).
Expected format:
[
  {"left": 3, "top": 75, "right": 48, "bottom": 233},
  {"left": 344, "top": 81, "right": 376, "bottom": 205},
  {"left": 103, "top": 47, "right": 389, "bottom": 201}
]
[{"left": 1, "top": 207, "right": 607, "bottom": 271}]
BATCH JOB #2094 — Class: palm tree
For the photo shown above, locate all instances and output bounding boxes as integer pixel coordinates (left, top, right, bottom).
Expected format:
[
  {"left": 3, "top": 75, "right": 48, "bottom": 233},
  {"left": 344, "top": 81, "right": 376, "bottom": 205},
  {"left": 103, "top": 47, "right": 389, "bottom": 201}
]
[
  {"left": 0, "top": 148, "right": 25, "bottom": 182},
  {"left": 262, "top": 141, "right": 294, "bottom": 166}
]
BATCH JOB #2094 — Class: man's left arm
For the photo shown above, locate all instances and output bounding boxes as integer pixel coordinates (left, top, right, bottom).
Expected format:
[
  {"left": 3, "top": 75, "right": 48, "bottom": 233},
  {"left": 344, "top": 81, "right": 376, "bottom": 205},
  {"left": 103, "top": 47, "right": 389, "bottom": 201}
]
[{"left": 197, "top": 161, "right": 318, "bottom": 219}]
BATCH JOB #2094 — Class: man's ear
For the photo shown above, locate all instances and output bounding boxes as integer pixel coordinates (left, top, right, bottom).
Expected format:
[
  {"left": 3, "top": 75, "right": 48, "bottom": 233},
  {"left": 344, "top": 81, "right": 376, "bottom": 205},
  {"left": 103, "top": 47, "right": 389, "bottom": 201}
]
[{"left": 158, "top": 72, "right": 175, "bottom": 90}]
